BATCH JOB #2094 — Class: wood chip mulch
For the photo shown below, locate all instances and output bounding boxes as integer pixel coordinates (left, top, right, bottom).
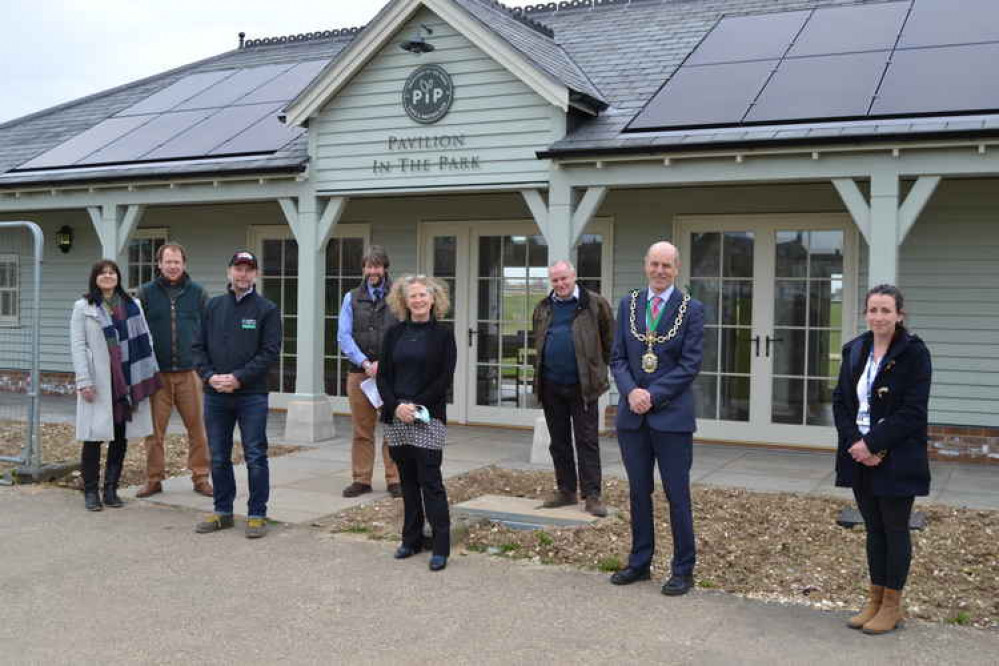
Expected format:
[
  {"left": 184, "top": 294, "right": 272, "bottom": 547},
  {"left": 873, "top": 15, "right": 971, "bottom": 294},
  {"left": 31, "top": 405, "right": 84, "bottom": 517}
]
[
  {"left": 322, "top": 466, "right": 998, "bottom": 629},
  {"left": 0, "top": 421, "right": 303, "bottom": 488}
]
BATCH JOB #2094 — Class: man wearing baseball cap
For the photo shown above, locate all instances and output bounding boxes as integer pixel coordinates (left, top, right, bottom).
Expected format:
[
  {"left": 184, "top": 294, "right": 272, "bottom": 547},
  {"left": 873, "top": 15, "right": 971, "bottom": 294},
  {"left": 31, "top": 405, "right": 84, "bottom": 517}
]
[{"left": 193, "top": 250, "right": 282, "bottom": 539}]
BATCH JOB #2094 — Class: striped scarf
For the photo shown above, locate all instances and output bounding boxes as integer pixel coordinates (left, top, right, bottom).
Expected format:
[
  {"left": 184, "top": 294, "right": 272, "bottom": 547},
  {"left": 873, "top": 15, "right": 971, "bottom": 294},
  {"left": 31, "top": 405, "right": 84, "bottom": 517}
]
[{"left": 97, "top": 294, "right": 162, "bottom": 424}]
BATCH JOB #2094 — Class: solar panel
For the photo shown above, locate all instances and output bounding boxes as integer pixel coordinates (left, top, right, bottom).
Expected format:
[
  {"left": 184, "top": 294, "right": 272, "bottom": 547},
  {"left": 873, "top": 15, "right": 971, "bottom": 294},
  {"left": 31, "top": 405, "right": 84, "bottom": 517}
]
[
  {"left": 116, "top": 70, "right": 236, "bottom": 116},
  {"left": 19, "top": 115, "right": 153, "bottom": 169},
  {"left": 629, "top": 60, "right": 776, "bottom": 130},
  {"left": 209, "top": 113, "right": 304, "bottom": 156},
  {"left": 898, "top": 0, "right": 999, "bottom": 49},
  {"left": 79, "top": 110, "right": 213, "bottom": 165},
  {"left": 686, "top": 10, "right": 810, "bottom": 65},
  {"left": 872, "top": 43, "right": 999, "bottom": 116},
  {"left": 238, "top": 60, "right": 328, "bottom": 105},
  {"left": 787, "top": 2, "right": 909, "bottom": 58},
  {"left": 142, "top": 103, "right": 284, "bottom": 160},
  {"left": 746, "top": 52, "right": 889, "bottom": 123},
  {"left": 173, "top": 63, "right": 293, "bottom": 110}
]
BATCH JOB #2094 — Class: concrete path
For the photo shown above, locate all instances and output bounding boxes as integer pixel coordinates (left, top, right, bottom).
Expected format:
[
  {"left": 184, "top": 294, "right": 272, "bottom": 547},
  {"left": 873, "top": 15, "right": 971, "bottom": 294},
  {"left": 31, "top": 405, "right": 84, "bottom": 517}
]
[{"left": 1, "top": 486, "right": 996, "bottom": 665}]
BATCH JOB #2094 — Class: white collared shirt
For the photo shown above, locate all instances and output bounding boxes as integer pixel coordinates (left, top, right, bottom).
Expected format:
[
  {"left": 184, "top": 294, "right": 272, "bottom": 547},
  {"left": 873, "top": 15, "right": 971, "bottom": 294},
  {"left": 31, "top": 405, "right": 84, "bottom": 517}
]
[
  {"left": 647, "top": 285, "right": 675, "bottom": 306},
  {"left": 552, "top": 285, "right": 580, "bottom": 303}
]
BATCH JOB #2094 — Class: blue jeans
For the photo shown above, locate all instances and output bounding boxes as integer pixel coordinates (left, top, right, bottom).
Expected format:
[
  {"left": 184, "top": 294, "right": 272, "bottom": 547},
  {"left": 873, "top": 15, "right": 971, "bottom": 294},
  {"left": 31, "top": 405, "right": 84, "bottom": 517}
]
[{"left": 204, "top": 391, "right": 270, "bottom": 519}]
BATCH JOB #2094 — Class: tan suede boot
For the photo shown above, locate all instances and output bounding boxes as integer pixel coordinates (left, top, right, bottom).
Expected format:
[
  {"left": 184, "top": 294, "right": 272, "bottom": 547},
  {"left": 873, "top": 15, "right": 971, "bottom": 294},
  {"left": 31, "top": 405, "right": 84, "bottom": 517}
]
[
  {"left": 863, "top": 588, "right": 904, "bottom": 634},
  {"left": 847, "top": 584, "right": 884, "bottom": 629}
]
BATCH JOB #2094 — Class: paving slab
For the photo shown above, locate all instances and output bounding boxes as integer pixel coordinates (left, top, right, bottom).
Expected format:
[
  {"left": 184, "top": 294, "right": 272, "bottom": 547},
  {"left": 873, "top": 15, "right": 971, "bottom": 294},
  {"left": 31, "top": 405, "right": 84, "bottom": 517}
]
[{"left": 453, "top": 494, "right": 604, "bottom": 529}]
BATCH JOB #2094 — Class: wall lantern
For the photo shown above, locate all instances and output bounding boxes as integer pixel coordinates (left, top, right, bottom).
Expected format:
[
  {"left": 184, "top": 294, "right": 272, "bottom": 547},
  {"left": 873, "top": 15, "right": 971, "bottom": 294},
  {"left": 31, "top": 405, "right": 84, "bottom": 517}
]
[
  {"left": 56, "top": 225, "right": 74, "bottom": 253},
  {"left": 400, "top": 24, "right": 435, "bottom": 54}
]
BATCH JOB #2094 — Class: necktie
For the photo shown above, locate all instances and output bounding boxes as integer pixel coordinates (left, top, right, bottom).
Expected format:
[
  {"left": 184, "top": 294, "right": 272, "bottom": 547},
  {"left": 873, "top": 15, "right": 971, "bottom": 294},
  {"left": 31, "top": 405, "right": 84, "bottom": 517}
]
[{"left": 651, "top": 296, "right": 663, "bottom": 320}]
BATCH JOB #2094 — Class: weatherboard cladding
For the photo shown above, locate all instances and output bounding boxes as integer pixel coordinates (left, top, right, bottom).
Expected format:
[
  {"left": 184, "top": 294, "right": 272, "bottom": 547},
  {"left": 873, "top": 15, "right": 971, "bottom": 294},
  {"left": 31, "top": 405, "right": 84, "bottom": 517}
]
[{"left": 3, "top": 0, "right": 999, "bottom": 187}]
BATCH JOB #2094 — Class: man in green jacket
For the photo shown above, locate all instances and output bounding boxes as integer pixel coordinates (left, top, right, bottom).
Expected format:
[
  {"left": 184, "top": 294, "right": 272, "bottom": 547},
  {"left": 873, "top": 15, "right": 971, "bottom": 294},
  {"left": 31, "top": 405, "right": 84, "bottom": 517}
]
[
  {"left": 531, "top": 259, "right": 614, "bottom": 517},
  {"left": 135, "top": 243, "right": 212, "bottom": 498}
]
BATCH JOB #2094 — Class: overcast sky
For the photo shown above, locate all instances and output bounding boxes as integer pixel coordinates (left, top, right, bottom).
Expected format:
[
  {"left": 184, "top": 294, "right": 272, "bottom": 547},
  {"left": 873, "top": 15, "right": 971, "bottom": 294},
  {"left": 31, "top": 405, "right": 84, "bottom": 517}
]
[{"left": 0, "top": 0, "right": 536, "bottom": 125}]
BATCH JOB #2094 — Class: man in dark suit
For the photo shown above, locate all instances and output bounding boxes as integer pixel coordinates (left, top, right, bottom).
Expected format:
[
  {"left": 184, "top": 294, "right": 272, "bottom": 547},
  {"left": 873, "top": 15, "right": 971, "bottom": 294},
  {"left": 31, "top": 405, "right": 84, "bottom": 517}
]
[{"left": 609, "top": 241, "right": 704, "bottom": 596}]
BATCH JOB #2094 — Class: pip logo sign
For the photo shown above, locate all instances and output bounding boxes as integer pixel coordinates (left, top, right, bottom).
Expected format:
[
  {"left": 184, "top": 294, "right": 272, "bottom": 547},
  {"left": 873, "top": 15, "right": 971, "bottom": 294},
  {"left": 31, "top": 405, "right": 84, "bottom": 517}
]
[{"left": 402, "top": 64, "right": 454, "bottom": 124}]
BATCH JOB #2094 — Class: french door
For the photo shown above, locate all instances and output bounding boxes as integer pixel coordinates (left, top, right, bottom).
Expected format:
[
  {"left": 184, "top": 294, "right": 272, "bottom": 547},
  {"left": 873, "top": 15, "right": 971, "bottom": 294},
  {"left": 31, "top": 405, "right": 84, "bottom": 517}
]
[
  {"left": 421, "top": 220, "right": 612, "bottom": 425},
  {"left": 677, "top": 214, "right": 857, "bottom": 447}
]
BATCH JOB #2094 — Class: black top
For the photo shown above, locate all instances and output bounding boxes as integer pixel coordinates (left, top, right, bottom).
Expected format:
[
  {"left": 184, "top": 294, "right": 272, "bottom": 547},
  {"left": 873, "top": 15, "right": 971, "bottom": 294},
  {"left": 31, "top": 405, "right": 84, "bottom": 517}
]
[
  {"left": 390, "top": 321, "right": 432, "bottom": 400},
  {"left": 377, "top": 318, "right": 456, "bottom": 424},
  {"left": 194, "top": 287, "right": 282, "bottom": 395},
  {"left": 832, "top": 329, "right": 932, "bottom": 497}
]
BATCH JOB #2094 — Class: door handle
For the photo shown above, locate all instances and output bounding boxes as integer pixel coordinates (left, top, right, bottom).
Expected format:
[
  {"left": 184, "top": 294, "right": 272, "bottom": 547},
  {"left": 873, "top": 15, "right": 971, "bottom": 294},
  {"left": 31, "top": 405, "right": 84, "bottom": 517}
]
[
  {"left": 467, "top": 327, "right": 477, "bottom": 348},
  {"left": 765, "top": 335, "right": 783, "bottom": 358},
  {"left": 751, "top": 335, "right": 761, "bottom": 357}
]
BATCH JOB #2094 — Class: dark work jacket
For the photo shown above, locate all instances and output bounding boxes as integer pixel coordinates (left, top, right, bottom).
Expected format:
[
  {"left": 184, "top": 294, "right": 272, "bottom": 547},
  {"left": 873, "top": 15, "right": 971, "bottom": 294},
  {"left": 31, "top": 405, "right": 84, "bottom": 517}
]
[
  {"left": 378, "top": 319, "right": 456, "bottom": 425},
  {"left": 610, "top": 288, "right": 704, "bottom": 433},
  {"left": 531, "top": 286, "right": 615, "bottom": 404},
  {"left": 349, "top": 280, "right": 398, "bottom": 372},
  {"left": 832, "top": 330, "right": 932, "bottom": 497},
  {"left": 194, "top": 287, "right": 282, "bottom": 395},
  {"left": 137, "top": 274, "right": 207, "bottom": 372}
]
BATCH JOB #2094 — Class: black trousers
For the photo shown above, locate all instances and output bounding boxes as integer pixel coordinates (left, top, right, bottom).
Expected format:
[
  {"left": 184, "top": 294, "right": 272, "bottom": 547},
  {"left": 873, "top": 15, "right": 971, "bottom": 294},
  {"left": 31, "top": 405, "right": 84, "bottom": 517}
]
[
  {"left": 853, "top": 471, "right": 915, "bottom": 590},
  {"left": 389, "top": 445, "right": 450, "bottom": 557},
  {"left": 81, "top": 422, "right": 127, "bottom": 491},
  {"left": 541, "top": 380, "right": 602, "bottom": 498}
]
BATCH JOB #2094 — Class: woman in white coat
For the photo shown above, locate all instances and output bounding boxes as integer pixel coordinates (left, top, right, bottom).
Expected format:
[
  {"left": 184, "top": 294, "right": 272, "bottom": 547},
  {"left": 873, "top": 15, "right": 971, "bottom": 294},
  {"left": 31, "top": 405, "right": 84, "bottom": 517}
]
[{"left": 71, "top": 260, "right": 160, "bottom": 511}]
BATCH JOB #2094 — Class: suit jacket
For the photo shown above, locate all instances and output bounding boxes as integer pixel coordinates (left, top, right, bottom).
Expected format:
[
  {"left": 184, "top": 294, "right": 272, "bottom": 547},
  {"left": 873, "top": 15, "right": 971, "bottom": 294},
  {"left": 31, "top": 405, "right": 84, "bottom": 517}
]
[
  {"left": 610, "top": 288, "right": 704, "bottom": 432},
  {"left": 832, "top": 329, "right": 932, "bottom": 497}
]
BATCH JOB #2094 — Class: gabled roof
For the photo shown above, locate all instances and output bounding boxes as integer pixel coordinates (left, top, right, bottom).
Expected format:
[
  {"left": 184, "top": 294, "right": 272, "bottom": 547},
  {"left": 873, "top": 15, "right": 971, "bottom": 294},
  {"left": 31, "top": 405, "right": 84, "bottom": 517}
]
[{"left": 283, "top": 0, "right": 606, "bottom": 126}]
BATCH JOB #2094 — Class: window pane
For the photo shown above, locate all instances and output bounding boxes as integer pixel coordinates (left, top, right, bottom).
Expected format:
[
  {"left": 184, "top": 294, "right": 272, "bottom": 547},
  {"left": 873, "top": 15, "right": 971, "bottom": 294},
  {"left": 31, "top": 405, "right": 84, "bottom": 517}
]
[
  {"left": 478, "top": 237, "right": 501, "bottom": 278},
  {"left": 476, "top": 366, "right": 499, "bottom": 406},
  {"left": 720, "top": 328, "right": 751, "bottom": 374},
  {"left": 721, "top": 281, "right": 752, "bottom": 326},
  {"left": 283, "top": 278, "right": 297, "bottom": 314},
  {"left": 691, "top": 232, "right": 720, "bottom": 277},
  {"left": 576, "top": 234, "right": 602, "bottom": 278},
  {"left": 342, "top": 238, "right": 363, "bottom": 275},
  {"left": 772, "top": 377, "right": 805, "bottom": 424},
  {"left": 701, "top": 327, "right": 720, "bottom": 373},
  {"left": 806, "top": 378, "right": 836, "bottom": 426},
  {"left": 809, "top": 231, "right": 844, "bottom": 278},
  {"left": 477, "top": 323, "right": 499, "bottom": 363},
  {"left": 808, "top": 330, "right": 842, "bottom": 378},
  {"left": 433, "top": 236, "right": 457, "bottom": 277},
  {"left": 503, "top": 236, "right": 527, "bottom": 268},
  {"left": 776, "top": 231, "right": 808, "bottom": 278},
  {"left": 689, "top": 278, "right": 720, "bottom": 326},
  {"left": 262, "top": 240, "right": 282, "bottom": 276},
  {"left": 283, "top": 239, "right": 299, "bottom": 277},
  {"left": 774, "top": 280, "right": 807, "bottom": 326},
  {"left": 772, "top": 328, "right": 806, "bottom": 376},
  {"left": 722, "top": 232, "right": 754, "bottom": 278},
  {"left": 325, "top": 238, "right": 341, "bottom": 273},
  {"left": 694, "top": 374, "right": 718, "bottom": 419},
  {"left": 720, "top": 375, "right": 750, "bottom": 421}
]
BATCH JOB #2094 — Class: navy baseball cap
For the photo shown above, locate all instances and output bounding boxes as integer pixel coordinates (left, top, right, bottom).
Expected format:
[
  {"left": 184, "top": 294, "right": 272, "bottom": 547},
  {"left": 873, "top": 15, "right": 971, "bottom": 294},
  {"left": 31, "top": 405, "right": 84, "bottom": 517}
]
[{"left": 229, "top": 251, "right": 258, "bottom": 268}]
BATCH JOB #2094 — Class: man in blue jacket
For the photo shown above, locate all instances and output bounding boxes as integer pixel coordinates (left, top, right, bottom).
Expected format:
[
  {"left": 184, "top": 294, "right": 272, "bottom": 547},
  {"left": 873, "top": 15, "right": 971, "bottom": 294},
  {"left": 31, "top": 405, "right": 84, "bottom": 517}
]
[
  {"left": 193, "top": 251, "right": 282, "bottom": 539},
  {"left": 609, "top": 241, "right": 704, "bottom": 596}
]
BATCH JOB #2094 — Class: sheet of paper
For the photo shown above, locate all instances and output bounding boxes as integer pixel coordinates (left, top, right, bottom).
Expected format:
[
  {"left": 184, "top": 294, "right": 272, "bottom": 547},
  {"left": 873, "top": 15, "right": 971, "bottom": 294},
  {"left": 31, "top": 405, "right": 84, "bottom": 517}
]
[{"left": 360, "top": 377, "right": 383, "bottom": 409}]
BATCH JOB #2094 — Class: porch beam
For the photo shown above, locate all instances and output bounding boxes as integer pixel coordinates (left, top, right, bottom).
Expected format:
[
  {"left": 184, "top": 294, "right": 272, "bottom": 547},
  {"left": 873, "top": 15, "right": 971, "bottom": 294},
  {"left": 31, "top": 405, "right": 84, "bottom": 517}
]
[
  {"left": 560, "top": 149, "right": 999, "bottom": 189},
  {"left": 86, "top": 203, "right": 145, "bottom": 262},
  {"left": 831, "top": 178, "right": 871, "bottom": 244},
  {"left": 898, "top": 175, "right": 940, "bottom": 243},
  {"left": 520, "top": 189, "right": 550, "bottom": 236},
  {"left": 569, "top": 186, "right": 607, "bottom": 247},
  {"left": 0, "top": 179, "right": 303, "bottom": 213}
]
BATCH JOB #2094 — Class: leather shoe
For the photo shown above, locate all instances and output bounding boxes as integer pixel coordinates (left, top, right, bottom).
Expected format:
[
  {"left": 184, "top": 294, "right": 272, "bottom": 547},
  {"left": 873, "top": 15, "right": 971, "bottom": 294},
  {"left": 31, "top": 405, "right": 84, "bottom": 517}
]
[
  {"left": 387, "top": 483, "right": 403, "bottom": 499},
  {"left": 661, "top": 574, "right": 694, "bottom": 596},
  {"left": 584, "top": 496, "right": 608, "bottom": 517},
  {"left": 135, "top": 481, "right": 162, "bottom": 498},
  {"left": 394, "top": 544, "right": 421, "bottom": 559},
  {"left": 193, "top": 480, "right": 214, "bottom": 497},
  {"left": 342, "top": 482, "right": 373, "bottom": 498},
  {"left": 541, "top": 490, "right": 577, "bottom": 508},
  {"left": 429, "top": 555, "right": 448, "bottom": 571},
  {"left": 610, "top": 567, "right": 651, "bottom": 585}
]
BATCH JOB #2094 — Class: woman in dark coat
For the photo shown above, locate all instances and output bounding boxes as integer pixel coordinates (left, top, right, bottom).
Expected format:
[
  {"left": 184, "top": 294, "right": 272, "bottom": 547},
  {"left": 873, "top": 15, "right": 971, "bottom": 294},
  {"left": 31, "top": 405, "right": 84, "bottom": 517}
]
[
  {"left": 832, "top": 284, "right": 932, "bottom": 635},
  {"left": 377, "top": 275, "right": 457, "bottom": 571}
]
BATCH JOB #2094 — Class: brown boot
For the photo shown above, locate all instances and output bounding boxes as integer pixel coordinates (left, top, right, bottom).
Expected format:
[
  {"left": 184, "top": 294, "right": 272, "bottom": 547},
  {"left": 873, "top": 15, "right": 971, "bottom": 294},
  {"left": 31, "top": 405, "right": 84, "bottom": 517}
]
[
  {"left": 863, "top": 588, "right": 904, "bottom": 634},
  {"left": 847, "top": 584, "right": 884, "bottom": 629},
  {"left": 541, "top": 490, "right": 577, "bottom": 508},
  {"left": 135, "top": 481, "right": 163, "bottom": 498},
  {"left": 193, "top": 479, "right": 214, "bottom": 497}
]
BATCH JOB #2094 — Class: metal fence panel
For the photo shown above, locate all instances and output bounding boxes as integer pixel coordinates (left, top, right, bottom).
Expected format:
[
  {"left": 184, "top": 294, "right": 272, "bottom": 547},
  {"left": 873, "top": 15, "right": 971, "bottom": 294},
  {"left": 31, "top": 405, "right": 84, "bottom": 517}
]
[{"left": 0, "top": 222, "right": 43, "bottom": 479}]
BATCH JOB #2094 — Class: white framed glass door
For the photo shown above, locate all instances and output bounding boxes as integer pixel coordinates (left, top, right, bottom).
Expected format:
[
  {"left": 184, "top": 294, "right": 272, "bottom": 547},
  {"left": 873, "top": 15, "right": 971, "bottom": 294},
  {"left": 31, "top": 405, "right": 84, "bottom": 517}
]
[
  {"left": 677, "top": 214, "right": 857, "bottom": 447},
  {"left": 420, "top": 219, "right": 613, "bottom": 427},
  {"left": 421, "top": 223, "right": 471, "bottom": 423}
]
